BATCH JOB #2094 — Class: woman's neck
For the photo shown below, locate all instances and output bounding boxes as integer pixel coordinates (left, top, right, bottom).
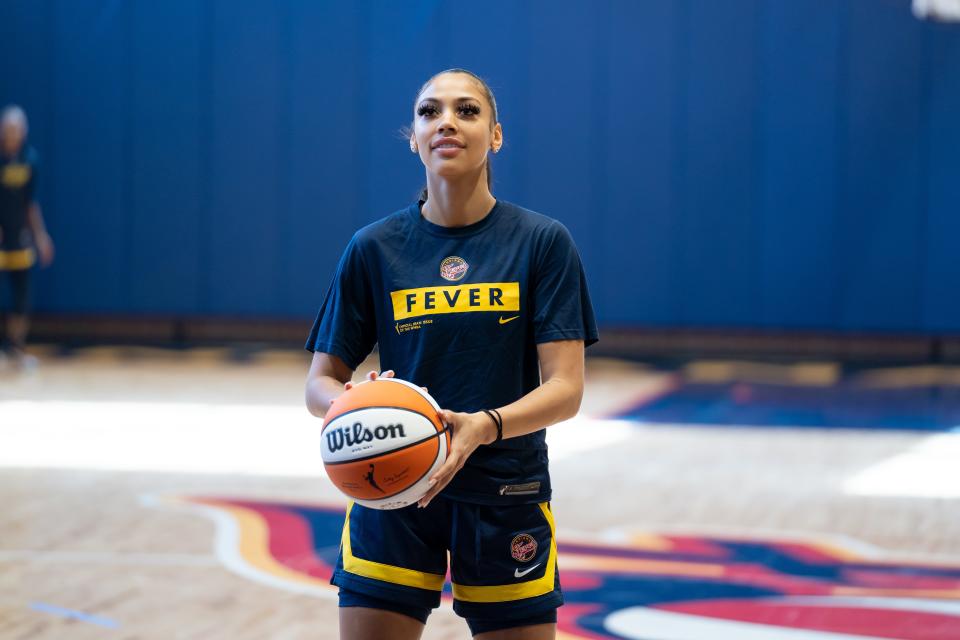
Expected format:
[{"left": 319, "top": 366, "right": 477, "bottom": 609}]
[{"left": 421, "top": 171, "right": 496, "bottom": 228}]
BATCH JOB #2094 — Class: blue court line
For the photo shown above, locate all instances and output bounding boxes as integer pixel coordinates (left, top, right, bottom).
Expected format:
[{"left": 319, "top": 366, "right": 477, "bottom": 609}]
[{"left": 30, "top": 602, "right": 119, "bottom": 629}]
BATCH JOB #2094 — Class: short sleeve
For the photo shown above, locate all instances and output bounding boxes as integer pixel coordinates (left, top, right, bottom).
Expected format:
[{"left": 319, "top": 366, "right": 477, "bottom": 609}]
[
  {"left": 532, "top": 221, "right": 599, "bottom": 347},
  {"left": 304, "top": 234, "right": 378, "bottom": 369}
]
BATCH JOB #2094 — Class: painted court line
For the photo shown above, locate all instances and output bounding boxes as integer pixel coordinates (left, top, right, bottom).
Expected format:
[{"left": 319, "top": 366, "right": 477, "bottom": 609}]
[
  {"left": 0, "top": 549, "right": 217, "bottom": 566},
  {"left": 140, "top": 493, "right": 338, "bottom": 600},
  {"left": 30, "top": 601, "right": 119, "bottom": 629}
]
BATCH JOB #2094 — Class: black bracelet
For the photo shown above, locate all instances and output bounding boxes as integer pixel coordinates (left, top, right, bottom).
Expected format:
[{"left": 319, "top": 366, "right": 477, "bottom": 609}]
[{"left": 482, "top": 409, "right": 503, "bottom": 443}]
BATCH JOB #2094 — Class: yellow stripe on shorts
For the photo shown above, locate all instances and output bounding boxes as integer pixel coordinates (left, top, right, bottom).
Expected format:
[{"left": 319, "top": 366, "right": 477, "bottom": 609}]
[
  {"left": 452, "top": 502, "right": 558, "bottom": 603},
  {"left": 341, "top": 502, "right": 446, "bottom": 591},
  {"left": 0, "top": 248, "right": 35, "bottom": 270}
]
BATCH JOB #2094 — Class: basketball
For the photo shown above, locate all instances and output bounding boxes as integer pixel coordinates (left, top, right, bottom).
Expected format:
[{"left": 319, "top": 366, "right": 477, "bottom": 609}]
[{"left": 321, "top": 377, "right": 450, "bottom": 510}]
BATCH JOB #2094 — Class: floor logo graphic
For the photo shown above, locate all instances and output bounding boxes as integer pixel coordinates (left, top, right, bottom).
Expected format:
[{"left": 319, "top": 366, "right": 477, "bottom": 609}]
[{"left": 148, "top": 495, "right": 960, "bottom": 639}]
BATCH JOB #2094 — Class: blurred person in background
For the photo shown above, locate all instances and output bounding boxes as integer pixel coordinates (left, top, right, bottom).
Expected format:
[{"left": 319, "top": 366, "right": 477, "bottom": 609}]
[{"left": 0, "top": 105, "right": 54, "bottom": 370}]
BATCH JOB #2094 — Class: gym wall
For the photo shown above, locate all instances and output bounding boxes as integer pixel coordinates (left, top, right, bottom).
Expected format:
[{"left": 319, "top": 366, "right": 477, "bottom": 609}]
[{"left": 1, "top": 0, "right": 958, "bottom": 333}]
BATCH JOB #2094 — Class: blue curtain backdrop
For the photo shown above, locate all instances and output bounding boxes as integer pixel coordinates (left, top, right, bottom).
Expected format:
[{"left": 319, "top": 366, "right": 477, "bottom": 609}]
[{"left": 1, "top": 0, "right": 958, "bottom": 332}]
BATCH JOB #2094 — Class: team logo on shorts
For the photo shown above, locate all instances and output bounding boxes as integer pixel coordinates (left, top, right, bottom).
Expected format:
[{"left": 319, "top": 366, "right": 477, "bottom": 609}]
[
  {"left": 439, "top": 256, "right": 469, "bottom": 282},
  {"left": 510, "top": 533, "right": 538, "bottom": 562}
]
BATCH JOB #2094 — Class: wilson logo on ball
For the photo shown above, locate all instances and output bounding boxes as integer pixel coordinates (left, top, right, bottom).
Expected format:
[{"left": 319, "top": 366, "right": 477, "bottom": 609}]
[
  {"left": 326, "top": 422, "right": 407, "bottom": 454},
  {"left": 321, "top": 378, "right": 450, "bottom": 509}
]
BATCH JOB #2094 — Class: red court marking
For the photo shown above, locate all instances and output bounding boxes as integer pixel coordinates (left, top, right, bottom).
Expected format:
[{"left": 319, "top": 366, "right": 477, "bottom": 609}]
[
  {"left": 257, "top": 506, "right": 333, "bottom": 581},
  {"left": 659, "top": 599, "right": 960, "bottom": 640},
  {"left": 841, "top": 568, "right": 960, "bottom": 592},
  {"left": 557, "top": 604, "right": 611, "bottom": 640}
]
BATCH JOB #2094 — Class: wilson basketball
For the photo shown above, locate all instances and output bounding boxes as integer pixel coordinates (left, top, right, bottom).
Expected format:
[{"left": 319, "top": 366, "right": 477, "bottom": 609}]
[{"left": 321, "top": 377, "right": 450, "bottom": 510}]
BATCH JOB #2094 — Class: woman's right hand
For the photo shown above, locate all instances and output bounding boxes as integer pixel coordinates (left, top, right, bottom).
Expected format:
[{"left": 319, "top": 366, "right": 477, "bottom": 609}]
[
  {"left": 332, "top": 369, "right": 428, "bottom": 404},
  {"left": 343, "top": 369, "right": 395, "bottom": 391},
  {"left": 331, "top": 369, "right": 396, "bottom": 404}
]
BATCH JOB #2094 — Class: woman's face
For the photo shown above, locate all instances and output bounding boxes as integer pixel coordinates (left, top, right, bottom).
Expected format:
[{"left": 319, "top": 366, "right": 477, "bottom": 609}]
[
  {"left": 1, "top": 120, "right": 25, "bottom": 157},
  {"left": 411, "top": 73, "right": 502, "bottom": 182}
]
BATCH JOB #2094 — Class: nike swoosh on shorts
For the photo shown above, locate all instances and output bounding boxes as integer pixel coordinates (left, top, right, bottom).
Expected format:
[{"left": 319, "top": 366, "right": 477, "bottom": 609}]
[{"left": 514, "top": 563, "right": 541, "bottom": 578}]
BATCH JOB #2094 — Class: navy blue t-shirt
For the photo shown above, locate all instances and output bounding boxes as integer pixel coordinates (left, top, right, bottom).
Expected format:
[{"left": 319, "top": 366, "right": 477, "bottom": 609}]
[
  {"left": 306, "top": 200, "right": 598, "bottom": 504},
  {"left": 0, "top": 146, "right": 38, "bottom": 252}
]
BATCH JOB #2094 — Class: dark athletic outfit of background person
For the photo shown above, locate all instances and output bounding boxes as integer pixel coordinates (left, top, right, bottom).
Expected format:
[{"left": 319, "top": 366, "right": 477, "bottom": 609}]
[
  {"left": 0, "top": 144, "right": 39, "bottom": 352},
  {"left": 307, "top": 199, "right": 598, "bottom": 635}
]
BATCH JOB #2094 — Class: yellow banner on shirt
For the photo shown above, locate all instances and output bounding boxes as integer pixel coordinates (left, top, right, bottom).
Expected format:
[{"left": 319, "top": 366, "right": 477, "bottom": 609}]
[{"left": 390, "top": 282, "right": 520, "bottom": 321}]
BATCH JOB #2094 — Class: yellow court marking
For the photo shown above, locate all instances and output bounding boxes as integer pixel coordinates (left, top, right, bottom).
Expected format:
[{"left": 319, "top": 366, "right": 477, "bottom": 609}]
[
  {"left": 560, "top": 554, "right": 725, "bottom": 578},
  {"left": 833, "top": 586, "right": 960, "bottom": 599},
  {"left": 684, "top": 360, "right": 840, "bottom": 386},
  {"left": 182, "top": 497, "right": 327, "bottom": 590}
]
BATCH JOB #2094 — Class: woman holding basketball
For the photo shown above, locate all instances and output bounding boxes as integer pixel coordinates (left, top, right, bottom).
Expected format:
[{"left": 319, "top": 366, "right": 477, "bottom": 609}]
[{"left": 305, "top": 69, "right": 597, "bottom": 640}]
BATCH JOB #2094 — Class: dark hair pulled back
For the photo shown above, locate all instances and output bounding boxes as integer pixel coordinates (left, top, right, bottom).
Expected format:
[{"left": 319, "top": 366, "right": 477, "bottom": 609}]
[{"left": 412, "top": 69, "right": 498, "bottom": 202}]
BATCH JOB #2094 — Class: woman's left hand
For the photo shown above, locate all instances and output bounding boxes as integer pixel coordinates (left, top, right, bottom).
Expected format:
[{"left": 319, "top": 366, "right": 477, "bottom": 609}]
[{"left": 417, "top": 409, "right": 498, "bottom": 508}]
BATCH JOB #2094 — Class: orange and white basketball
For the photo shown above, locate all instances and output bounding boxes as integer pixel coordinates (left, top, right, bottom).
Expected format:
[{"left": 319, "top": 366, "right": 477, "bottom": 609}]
[{"left": 321, "top": 378, "right": 449, "bottom": 510}]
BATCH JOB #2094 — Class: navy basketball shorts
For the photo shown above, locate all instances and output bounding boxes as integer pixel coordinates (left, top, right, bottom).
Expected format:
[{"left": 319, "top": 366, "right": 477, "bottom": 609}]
[
  {"left": 0, "top": 266, "right": 31, "bottom": 315},
  {"left": 332, "top": 497, "right": 562, "bottom": 630}
]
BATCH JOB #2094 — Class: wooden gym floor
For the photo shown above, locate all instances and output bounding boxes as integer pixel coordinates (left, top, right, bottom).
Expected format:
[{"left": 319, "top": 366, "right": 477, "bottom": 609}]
[{"left": 1, "top": 346, "right": 959, "bottom": 639}]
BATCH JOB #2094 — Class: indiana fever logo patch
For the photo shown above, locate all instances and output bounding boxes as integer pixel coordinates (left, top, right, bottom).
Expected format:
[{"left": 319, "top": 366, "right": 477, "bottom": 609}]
[
  {"left": 439, "top": 256, "right": 468, "bottom": 281},
  {"left": 511, "top": 533, "right": 538, "bottom": 562},
  {"left": 145, "top": 494, "right": 960, "bottom": 639}
]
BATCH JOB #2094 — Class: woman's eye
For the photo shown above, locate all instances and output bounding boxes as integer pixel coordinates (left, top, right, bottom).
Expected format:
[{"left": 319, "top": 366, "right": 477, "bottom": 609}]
[{"left": 417, "top": 103, "right": 480, "bottom": 118}]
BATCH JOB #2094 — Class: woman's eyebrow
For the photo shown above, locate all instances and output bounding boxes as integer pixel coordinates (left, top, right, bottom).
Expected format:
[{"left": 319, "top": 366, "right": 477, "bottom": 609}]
[{"left": 418, "top": 96, "right": 480, "bottom": 104}]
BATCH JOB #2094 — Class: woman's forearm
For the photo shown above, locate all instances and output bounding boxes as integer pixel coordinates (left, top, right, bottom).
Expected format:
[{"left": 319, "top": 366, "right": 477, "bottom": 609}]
[
  {"left": 304, "top": 352, "right": 355, "bottom": 417},
  {"left": 484, "top": 339, "right": 586, "bottom": 441},
  {"left": 305, "top": 374, "right": 347, "bottom": 418},
  {"left": 495, "top": 374, "right": 583, "bottom": 441}
]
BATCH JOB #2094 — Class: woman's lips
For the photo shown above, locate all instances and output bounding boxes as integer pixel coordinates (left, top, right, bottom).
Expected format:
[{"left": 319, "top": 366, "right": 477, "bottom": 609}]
[
  {"left": 430, "top": 137, "right": 465, "bottom": 158},
  {"left": 434, "top": 145, "right": 464, "bottom": 158}
]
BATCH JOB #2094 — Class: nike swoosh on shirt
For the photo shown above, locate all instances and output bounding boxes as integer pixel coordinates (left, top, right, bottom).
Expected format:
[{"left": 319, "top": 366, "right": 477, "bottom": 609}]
[
  {"left": 499, "top": 315, "right": 520, "bottom": 325},
  {"left": 514, "top": 563, "right": 541, "bottom": 578}
]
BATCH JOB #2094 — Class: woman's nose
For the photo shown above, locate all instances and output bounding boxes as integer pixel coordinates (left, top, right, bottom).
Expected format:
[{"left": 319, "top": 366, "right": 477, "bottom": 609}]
[{"left": 437, "top": 111, "right": 457, "bottom": 134}]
